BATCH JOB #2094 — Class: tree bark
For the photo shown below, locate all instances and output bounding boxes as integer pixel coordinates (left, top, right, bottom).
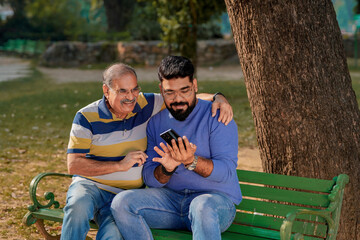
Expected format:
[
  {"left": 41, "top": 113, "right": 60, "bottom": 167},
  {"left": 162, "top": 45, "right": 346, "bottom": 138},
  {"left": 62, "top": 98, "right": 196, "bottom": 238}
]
[
  {"left": 225, "top": 1, "right": 360, "bottom": 239},
  {"left": 103, "top": 0, "right": 135, "bottom": 32}
]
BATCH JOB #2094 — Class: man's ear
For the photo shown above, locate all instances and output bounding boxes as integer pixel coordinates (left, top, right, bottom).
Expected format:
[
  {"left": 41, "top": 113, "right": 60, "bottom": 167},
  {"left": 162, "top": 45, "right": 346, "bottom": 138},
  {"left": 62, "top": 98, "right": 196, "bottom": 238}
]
[
  {"left": 159, "top": 83, "right": 162, "bottom": 92},
  {"left": 193, "top": 78, "right": 198, "bottom": 92},
  {"left": 102, "top": 84, "right": 109, "bottom": 97}
]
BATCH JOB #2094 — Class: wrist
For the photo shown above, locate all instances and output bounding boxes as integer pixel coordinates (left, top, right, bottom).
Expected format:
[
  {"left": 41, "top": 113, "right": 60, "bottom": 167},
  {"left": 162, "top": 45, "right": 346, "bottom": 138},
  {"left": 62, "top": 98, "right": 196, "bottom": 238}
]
[
  {"left": 185, "top": 155, "right": 198, "bottom": 171},
  {"left": 161, "top": 165, "right": 178, "bottom": 176},
  {"left": 213, "top": 92, "right": 225, "bottom": 101},
  {"left": 117, "top": 161, "right": 125, "bottom": 171}
]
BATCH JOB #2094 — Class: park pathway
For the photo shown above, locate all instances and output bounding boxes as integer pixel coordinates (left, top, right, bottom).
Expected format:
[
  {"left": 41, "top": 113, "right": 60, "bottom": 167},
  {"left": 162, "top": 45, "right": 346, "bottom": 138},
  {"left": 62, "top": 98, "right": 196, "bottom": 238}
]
[{"left": 0, "top": 56, "right": 31, "bottom": 82}]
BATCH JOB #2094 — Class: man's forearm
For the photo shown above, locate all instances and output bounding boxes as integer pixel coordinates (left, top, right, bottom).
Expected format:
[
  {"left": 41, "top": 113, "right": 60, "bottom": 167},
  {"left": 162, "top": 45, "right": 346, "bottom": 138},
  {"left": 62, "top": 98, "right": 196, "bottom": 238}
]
[
  {"left": 196, "top": 93, "right": 214, "bottom": 101},
  {"left": 153, "top": 156, "right": 214, "bottom": 183},
  {"left": 67, "top": 154, "right": 121, "bottom": 176}
]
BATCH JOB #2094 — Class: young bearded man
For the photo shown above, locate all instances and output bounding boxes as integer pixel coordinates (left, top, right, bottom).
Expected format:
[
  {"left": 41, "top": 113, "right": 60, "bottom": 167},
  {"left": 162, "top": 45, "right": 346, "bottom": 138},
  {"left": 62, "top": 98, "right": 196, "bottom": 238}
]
[{"left": 111, "top": 56, "right": 242, "bottom": 240}]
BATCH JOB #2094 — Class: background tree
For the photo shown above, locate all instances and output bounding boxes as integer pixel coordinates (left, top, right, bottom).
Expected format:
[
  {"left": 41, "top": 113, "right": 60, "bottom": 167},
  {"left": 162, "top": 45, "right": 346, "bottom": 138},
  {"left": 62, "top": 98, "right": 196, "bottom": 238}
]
[
  {"left": 102, "top": 0, "right": 135, "bottom": 32},
  {"left": 26, "top": 0, "right": 100, "bottom": 41},
  {"left": 127, "top": 1, "right": 161, "bottom": 40},
  {"left": 152, "top": 0, "right": 225, "bottom": 70},
  {"left": 355, "top": 0, "right": 360, "bottom": 14},
  {"left": 0, "top": 0, "right": 33, "bottom": 41},
  {"left": 224, "top": 1, "right": 360, "bottom": 239},
  {"left": 0, "top": 0, "right": 108, "bottom": 41}
]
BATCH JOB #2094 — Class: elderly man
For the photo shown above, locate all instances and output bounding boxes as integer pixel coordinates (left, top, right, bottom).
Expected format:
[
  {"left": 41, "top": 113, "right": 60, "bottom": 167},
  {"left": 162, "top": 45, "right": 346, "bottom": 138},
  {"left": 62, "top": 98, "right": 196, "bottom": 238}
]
[
  {"left": 111, "top": 56, "right": 242, "bottom": 240},
  {"left": 61, "top": 63, "right": 233, "bottom": 239}
]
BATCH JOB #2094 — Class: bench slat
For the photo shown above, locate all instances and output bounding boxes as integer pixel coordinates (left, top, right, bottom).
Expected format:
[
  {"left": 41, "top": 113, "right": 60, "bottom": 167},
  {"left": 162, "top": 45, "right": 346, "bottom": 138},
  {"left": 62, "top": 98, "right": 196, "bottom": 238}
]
[
  {"left": 237, "top": 170, "right": 334, "bottom": 193},
  {"left": 32, "top": 208, "right": 98, "bottom": 229},
  {"left": 152, "top": 229, "right": 278, "bottom": 240},
  {"left": 237, "top": 199, "right": 327, "bottom": 223},
  {"left": 240, "top": 184, "right": 330, "bottom": 207},
  {"left": 222, "top": 230, "right": 278, "bottom": 240},
  {"left": 32, "top": 208, "right": 63, "bottom": 223},
  {"left": 152, "top": 230, "right": 192, "bottom": 240},
  {"left": 227, "top": 224, "right": 281, "bottom": 239},
  {"left": 233, "top": 212, "right": 327, "bottom": 238},
  {"left": 227, "top": 224, "right": 324, "bottom": 240}
]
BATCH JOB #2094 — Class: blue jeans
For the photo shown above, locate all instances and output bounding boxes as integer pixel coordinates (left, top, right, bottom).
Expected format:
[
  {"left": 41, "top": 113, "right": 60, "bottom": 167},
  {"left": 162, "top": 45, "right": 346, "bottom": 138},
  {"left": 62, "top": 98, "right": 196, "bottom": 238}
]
[
  {"left": 61, "top": 180, "right": 123, "bottom": 240},
  {"left": 111, "top": 188, "right": 236, "bottom": 240}
]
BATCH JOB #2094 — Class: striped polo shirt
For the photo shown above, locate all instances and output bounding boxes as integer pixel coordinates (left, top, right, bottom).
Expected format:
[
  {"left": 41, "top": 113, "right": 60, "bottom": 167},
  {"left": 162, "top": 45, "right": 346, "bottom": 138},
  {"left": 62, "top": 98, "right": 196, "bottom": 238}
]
[{"left": 67, "top": 93, "right": 164, "bottom": 193}]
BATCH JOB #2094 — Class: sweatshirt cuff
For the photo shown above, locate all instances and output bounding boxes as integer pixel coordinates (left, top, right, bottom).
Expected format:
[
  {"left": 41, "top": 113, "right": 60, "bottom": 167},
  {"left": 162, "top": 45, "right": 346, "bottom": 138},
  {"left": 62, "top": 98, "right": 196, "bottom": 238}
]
[{"left": 206, "top": 159, "right": 226, "bottom": 182}]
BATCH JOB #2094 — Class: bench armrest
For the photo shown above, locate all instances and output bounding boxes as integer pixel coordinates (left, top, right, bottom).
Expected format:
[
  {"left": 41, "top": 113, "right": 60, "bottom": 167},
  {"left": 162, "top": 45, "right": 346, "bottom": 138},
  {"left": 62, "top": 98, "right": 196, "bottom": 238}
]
[
  {"left": 280, "top": 174, "right": 349, "bottom": 240},
  {"left": 280, "top": 208, "right": 334, "bottom": 240},
  {"left": 27, "top": 172, "right": 73, "bottom": 212}
]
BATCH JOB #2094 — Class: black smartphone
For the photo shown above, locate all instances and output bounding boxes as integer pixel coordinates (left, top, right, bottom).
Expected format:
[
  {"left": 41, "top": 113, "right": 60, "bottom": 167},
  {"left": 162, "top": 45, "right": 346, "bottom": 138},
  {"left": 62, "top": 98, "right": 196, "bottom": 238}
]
[{"left": 160, "top": 129, "right": 186, "bottom": 149}]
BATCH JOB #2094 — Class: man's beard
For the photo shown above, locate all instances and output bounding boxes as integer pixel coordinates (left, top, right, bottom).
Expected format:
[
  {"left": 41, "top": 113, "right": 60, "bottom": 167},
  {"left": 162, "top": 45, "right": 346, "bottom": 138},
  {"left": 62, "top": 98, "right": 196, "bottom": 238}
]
[{"left": 166, "top": 97, "right": 196, "bottom": 121}]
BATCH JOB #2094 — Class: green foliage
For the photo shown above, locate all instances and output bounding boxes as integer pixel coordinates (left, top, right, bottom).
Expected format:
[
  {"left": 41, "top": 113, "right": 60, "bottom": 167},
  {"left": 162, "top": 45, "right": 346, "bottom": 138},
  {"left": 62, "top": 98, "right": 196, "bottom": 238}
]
[
  {"left": 0, "top": 0, "right": 225, "bottom": 43},
  {"left": 128, "top": 1, "right": 161, "bottom": 40},
  {"left": 25, "top": 0, "right": 106, "bottom": 41},
  {"left": 152, "top": 0, "right": 226, "bottom": 66},
  {"left": 197, "top": 16, "right": 223, "bottom": 40},
  {"left": 0, "top": 0, "right": 112, "bottom": 42}
]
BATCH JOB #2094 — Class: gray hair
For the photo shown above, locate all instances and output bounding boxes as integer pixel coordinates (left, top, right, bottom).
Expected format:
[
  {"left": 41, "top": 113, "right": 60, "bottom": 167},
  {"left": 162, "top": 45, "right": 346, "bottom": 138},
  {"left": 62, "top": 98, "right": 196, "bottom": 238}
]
[{"left": 102, "top": 63, "right": 137, "bottom": 88}]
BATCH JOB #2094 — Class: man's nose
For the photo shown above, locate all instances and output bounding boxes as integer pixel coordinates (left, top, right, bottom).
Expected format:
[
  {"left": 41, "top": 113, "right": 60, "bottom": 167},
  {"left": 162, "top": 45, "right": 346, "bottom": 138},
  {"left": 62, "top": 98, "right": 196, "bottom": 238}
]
[
  {"left": 173, "top": 92, "right": 185, "bottom": 101},
  {"left": 125, "top": 90, "right": 136, "bottom": 99}
]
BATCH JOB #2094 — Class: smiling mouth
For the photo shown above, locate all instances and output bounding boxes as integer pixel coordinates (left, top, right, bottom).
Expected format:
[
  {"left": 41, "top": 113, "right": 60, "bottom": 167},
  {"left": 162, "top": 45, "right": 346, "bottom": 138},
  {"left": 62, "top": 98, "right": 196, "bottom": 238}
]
[
  {"left": 121, "top": 99, "right": 136, "bottom": 105},
  {"left": 173, "top": 104, "right": 185, "bottom": 108}
]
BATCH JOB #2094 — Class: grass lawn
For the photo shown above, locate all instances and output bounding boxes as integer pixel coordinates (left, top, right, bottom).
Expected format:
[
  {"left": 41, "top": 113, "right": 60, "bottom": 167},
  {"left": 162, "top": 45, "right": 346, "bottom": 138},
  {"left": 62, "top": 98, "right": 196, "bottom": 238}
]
[{"left": 0, "top": 63, "right": 359, "bottom": 239}]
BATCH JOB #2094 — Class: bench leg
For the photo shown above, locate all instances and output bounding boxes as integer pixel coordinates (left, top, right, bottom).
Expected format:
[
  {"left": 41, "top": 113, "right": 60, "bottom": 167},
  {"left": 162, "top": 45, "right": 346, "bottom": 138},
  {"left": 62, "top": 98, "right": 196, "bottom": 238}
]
[
  {"left": 34, "top": 219, "right": 94, "bottom": 240},
  {"left": 34, "top": 219, "right": 61, "bottom": 240}
]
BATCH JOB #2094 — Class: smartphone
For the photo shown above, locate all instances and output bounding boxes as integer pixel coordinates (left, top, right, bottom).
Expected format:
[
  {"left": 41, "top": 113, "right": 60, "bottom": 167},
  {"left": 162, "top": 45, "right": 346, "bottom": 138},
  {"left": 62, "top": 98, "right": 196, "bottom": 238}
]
[{"left": 160, "top": 129, "right": 186, "bottom": 149}]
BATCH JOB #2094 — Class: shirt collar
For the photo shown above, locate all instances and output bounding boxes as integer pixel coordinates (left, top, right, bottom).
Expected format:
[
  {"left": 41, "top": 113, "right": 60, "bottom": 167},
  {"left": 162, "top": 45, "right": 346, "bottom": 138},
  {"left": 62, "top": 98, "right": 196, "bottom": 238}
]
[{"left": 98, "top": 95, "right": 141, "bottom": 119}]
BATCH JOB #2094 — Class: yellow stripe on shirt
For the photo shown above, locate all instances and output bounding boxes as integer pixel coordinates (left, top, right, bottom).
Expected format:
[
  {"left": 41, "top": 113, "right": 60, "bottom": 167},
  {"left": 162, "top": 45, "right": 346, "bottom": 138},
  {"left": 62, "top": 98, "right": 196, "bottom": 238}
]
[
  {"left": 89, "top": 137, "right": 147, "bottom": 157},
  {"left": 68, "top": 136, "right": 91, "bottom": 150},
  {"left": 84, "top": 177, "right": 144, "bottom": 189}
]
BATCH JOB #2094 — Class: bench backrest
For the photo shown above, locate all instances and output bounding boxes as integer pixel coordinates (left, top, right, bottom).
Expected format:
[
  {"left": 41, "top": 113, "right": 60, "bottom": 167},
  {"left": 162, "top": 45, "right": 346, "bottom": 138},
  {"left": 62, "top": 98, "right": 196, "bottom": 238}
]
[{"left": 228, "top": 170, "right": 343, "bottom": 239}]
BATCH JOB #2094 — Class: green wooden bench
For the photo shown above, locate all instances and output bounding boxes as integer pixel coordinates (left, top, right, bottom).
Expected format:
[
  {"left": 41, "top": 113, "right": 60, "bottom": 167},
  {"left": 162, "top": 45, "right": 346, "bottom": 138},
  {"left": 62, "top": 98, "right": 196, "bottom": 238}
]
[{"left": 23, "top": 170, "right": 349, "bottom": 240}]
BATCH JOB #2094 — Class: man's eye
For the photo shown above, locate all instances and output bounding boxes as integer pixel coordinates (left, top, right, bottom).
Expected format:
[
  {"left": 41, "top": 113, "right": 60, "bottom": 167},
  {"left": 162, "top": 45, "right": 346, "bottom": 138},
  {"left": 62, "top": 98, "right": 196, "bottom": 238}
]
[
  {"left": 119, "top": 89, "right": 127, "bottom": 94},
  {"left": 181, "top": 89, "right": 190, "bottom": 94}
]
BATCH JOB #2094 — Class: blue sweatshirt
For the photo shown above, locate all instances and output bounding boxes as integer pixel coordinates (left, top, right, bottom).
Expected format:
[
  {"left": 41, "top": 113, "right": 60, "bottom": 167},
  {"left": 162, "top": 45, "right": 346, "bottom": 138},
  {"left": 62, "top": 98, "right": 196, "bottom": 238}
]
[{"left": 143, "top": 99, "right": 242, "bottom": 204}]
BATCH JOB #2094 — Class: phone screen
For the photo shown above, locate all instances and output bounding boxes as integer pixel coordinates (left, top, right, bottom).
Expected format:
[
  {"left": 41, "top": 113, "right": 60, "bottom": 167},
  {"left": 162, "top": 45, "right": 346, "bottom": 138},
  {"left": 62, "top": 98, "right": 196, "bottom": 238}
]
[{"left": 160, "top": 129, "right": 185, "bottom": 149}]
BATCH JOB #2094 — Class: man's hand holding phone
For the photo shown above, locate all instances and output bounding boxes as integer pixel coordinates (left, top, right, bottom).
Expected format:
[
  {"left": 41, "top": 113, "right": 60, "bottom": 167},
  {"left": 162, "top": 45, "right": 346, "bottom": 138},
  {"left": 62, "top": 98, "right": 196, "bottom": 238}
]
[{"left": 155, "top": 129, "right": 197, "bottom": 171}]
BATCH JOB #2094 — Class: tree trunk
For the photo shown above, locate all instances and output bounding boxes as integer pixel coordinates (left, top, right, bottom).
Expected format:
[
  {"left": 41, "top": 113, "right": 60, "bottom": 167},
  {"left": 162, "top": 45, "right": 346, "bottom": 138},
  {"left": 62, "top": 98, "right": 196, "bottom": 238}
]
[
  {"left": 178, "top": 0, "right": 198, "bottom": 73},
  {"left": 103, "top": 0, "right": 135, "bottom": 32},
  {"left": 225, "top": 1, "right": 360, "bottom": 239}
]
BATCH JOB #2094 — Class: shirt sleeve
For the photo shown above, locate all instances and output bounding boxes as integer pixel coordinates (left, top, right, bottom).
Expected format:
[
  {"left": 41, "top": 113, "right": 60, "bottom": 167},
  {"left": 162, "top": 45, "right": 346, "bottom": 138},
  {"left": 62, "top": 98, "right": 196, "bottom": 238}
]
[
  {"left": 67, "top": 112, "right": 92, "bottom": 154},
  {"left": 206, "top": 115, "right": 239, "bottom": 183},
  {"left": 143, "top": 117, "right": 167, "bottom": 188},
  {"left": 151, "top": 93, "right": 165, "bottom": 117}
]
